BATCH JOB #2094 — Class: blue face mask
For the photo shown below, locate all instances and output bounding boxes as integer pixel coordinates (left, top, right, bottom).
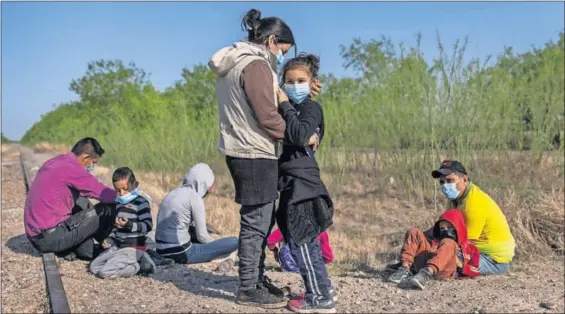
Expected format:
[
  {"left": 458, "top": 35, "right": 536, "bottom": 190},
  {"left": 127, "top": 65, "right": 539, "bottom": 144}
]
[
  {"left": 283, "top": 83, "right": 310, "bottom": 104},
  {"left": 276, "top": 50, "right": 285, "bottom": 72},
  {"left": 115, "top": 189, "right": 138, "bottom": 204},
  {"left": 86, "top": 163, "right": 95, "bottom": 173},
  {"left": 441, "top": 183, "right": 460, "bottom": 200}
]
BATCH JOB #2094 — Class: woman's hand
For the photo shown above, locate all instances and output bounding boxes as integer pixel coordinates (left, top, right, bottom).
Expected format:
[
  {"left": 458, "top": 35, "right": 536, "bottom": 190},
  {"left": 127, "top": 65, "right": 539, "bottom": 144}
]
[
  {"left": 277, "top": 87, "right": 289, "bottom": 104},
  {"left": 310, "top": 79, "right": 323, "bottom": 98},
  {"left": 307, "top": 133, "right": 320, "bottom": 152}
]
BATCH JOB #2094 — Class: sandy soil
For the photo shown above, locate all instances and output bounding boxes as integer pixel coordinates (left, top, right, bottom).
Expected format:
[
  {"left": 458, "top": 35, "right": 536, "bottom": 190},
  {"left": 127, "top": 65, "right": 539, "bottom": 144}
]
[{"left": 2, "top": 145, "right": 564, "bottom": 313}]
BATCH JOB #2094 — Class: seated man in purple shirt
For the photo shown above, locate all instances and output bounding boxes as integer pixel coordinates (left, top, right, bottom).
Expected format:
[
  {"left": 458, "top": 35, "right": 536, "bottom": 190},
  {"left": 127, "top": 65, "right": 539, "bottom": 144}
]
[{"left": 25, "top": 137, "right": 117, "bottom": 261}]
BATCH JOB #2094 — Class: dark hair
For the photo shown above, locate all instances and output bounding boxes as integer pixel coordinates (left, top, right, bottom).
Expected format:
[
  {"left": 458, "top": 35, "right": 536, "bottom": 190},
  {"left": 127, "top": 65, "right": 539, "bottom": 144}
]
[
  {"left": 281, "top": 53, "right": 320, "bottom": 82},
  {"left": 112, "top": 167, "right": 139, "bottom": 188},
  {"left": 71, "top": 137, "right": 105, "bottom": 158},
  {"left": 241, "top": 9, "right": 295, "bottom": 46}
]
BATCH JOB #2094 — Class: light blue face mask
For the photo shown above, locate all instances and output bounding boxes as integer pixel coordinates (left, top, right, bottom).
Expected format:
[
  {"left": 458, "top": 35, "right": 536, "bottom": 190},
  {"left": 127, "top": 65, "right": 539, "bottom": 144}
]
[
  {"left": 441, "top": 183, "right": 460, "bottom": 200},
  {"left": 86, "top": 163, "right": 95, "bottom": 173},
  {"left": 283, "top": 83, "right": 310, "bottom": 104},
  {"left": 115, "top": 189, "right": 139, "bottom": 204},
  {"left": 276, "top": 50, "right": 285, "bottom": 72}
]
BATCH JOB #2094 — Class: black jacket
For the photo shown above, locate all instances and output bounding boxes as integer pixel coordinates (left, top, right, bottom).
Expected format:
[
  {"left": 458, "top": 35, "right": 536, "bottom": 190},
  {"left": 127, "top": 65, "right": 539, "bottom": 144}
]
[{"left": 276, "top": 98, "right": 334, "bottom": 246}]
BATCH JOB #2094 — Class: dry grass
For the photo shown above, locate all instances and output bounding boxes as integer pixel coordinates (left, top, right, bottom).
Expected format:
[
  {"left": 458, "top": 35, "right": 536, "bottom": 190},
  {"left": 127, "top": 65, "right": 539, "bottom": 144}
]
[
  {"left": 31, "top": 142, "right": 70, "bottom": 154},
  {"left": 29, "top": 143, "right": 565, "bottom": 274}
]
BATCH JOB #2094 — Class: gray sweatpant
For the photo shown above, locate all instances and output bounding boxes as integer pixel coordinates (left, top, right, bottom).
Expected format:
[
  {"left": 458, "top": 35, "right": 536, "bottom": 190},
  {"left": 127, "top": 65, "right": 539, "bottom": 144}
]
[
  {"left": 238, "top": 201, "right": 276, "bottom": 291},
  {"left": 89, "top": 246, "right": 152, "bottom": 278}
]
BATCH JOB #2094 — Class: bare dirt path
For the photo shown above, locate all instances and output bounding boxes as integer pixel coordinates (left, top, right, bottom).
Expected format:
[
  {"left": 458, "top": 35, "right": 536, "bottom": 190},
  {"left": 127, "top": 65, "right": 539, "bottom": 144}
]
[{"left": 2, "top": 144, "right": 563, "bottom": 313}]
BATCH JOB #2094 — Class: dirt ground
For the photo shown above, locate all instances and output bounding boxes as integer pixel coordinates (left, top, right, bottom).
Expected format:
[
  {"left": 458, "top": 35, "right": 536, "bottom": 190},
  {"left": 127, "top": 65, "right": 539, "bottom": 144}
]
[{"left": 2, "top": 144, "right": 564, "bottom": 313}]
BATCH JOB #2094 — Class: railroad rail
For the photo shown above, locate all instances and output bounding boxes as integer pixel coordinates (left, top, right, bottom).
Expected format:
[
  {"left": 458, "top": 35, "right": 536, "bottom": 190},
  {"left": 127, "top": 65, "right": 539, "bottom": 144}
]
[{"left": 19, "top": 146, "right": 71, "bottom": 314}]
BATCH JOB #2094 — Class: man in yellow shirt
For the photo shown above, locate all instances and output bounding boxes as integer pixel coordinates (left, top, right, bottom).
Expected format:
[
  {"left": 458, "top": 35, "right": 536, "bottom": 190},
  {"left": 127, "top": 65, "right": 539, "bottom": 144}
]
[{"left": 431, "top": 160, "right": 516, "bottom": 275}]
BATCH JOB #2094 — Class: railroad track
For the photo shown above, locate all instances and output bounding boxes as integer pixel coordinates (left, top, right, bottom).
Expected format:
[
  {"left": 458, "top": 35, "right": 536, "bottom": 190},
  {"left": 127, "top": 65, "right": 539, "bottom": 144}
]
[{"left": 18, "top": 145, "right": 71, "bottom": 314}]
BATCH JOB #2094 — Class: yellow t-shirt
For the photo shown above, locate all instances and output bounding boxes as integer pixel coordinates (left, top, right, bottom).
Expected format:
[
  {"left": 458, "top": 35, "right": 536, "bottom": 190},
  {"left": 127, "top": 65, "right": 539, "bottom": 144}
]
[{"left": 451, "top": 183, "right": 516, "bottom": 263}]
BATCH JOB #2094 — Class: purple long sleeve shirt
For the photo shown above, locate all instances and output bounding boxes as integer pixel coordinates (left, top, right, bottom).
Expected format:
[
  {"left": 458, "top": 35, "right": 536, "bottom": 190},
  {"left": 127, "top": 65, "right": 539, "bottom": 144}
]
[{"left": 24, "top": 152, "right": 116, "bottom": 237}]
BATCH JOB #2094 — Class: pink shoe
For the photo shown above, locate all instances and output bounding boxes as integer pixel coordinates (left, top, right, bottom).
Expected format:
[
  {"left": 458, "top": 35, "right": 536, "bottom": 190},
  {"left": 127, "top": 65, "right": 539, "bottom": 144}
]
[{"left": 287, "top": 298, "right": 336, "bottom": 314}]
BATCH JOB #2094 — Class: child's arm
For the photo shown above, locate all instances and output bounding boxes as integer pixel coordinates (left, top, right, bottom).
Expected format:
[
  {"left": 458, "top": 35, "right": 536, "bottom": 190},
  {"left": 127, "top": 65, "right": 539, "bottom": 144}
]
[
  {"left": 279, "top": 100, "right": 322, "bottom": 147},
  {"left": 124, "top": 198, "right": 153, "bottom": 234},
  {"left": 267, "top": 229, "right": 284, "bottom": 251}
]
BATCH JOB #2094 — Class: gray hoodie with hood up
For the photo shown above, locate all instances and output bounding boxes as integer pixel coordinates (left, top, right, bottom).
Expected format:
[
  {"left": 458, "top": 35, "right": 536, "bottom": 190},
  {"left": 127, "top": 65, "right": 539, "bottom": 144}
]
[{"left": 155, "top": 164, "right": 215, "bottom": 253}]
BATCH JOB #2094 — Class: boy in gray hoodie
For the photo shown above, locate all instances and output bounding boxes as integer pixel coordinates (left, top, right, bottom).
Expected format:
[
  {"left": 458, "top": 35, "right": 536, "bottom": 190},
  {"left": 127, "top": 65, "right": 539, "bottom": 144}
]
[{"left": 154, "top": 163, "right": 238, "bottom": 264}]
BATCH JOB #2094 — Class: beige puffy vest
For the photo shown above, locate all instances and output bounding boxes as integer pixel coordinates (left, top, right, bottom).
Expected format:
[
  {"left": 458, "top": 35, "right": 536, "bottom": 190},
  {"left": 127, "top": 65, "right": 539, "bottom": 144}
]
[{"left": 215, "top": 55, "right": 282, "bottom": 160}]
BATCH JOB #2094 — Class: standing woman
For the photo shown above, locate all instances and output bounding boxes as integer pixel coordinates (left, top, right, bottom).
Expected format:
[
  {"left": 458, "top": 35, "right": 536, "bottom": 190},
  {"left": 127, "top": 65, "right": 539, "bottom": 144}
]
[{"left": 208, "top": 8, "right": 317, "bottom": 309}]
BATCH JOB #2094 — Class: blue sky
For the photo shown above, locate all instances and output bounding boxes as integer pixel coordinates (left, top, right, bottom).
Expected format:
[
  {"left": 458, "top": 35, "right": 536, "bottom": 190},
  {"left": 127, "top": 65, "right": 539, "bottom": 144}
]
[{"left": 2, "top": 1, "right": 563, "bottom": 140}]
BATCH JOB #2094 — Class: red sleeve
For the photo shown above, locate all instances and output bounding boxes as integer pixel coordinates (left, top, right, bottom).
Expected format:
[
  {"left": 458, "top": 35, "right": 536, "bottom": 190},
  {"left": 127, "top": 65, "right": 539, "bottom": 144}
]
[
  {"left": 460, "top": 243, "right": 481, "bottom": 278},
  {"left": 267, "top": 229, "right": 284, "bottom": 251},
  {"left": 318, "top": 232, "right": 334, "bottom": 264}
]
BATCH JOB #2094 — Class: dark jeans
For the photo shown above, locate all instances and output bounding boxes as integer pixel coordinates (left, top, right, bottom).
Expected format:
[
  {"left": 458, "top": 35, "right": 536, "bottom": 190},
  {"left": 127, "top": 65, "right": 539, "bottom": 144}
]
[
  {"left": 288, "top": 235, "right": 332, "bottom": 304},
  {"left": 238, "top": 202, "right": 277, "bottom": 291},
  {"left": 27, "top": 197, "right": 116, "bottom": 261}
]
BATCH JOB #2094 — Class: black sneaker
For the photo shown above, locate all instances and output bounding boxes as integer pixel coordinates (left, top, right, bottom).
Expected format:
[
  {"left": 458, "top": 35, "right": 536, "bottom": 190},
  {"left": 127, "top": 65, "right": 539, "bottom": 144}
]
[
  {"left": 236, "top": 288, "right": 287, "bottom": 309},
  {"left": 288, "top": 297, "right": 337, "bottom": 314},
  {"left": 58, "top": 251, "right": 77, "bottom": 261},
  {"left": 259, "top": 276, "right": 287, "bottom": 298},
  {"left": 385, "top": 261, "right": 402, "bottom": 272},
  {"left": 409, "top": 268, "right": 433, "bottom": 290},
  {"left": 388, "top": 266, "right": 411, "bottom": 283},
  {"left": 137, "top": 253, "right": 156, "bottom": 276}
]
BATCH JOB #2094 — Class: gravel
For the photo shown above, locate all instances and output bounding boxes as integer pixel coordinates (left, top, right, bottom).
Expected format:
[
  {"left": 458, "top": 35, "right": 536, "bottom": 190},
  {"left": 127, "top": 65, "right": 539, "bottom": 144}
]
[{"left": 2, "top": 144, "right": 564, "bottom": 313}]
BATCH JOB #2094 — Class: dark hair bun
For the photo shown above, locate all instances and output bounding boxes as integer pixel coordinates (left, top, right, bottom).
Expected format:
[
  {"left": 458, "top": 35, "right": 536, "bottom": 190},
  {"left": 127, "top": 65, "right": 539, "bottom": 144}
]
[
  {"left": 296, "top": 52, "right": 320, "bottom": 74},
  {"left": 306, "top": 54, "right": 320, "bottom": 71},
  {"left": 241, "top": 9, "right": 262, "bottom": 39}
]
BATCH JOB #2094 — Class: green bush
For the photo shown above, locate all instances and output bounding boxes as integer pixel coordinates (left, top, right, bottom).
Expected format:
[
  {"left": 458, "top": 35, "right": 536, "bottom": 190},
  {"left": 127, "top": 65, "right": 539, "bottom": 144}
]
[{"left": 21, "top": 33, "right": 564, "bottom": 183}]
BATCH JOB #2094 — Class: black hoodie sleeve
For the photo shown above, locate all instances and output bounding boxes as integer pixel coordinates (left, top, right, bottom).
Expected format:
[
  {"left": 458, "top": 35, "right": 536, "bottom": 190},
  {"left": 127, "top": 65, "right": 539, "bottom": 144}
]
[{"left": 279, "top": 100, "right": 322, "bottom": 147}]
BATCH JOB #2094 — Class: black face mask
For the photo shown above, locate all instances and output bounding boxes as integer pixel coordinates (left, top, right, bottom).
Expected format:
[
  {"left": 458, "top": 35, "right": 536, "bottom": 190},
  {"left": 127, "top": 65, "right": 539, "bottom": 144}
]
[{"left": 439, "top": 227, "right": 458, "bottom": 241}]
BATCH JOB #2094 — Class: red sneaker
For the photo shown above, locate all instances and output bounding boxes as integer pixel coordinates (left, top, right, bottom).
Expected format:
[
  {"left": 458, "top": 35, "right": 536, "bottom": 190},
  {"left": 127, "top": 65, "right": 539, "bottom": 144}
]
[
  {"left": 290, "top": 288, "right": 337, "bottom": 302},
  {"left": 287, "top": 298, "right": 336, "bottom": 314}
]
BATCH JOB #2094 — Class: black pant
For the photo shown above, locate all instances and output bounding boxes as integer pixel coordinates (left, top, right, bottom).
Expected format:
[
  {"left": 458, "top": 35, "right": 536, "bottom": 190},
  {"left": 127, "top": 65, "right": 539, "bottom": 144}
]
[
  {"left": 288, "top": 235, "right": 332, "bottom": 303},
  {"left": 238, "top": 202, "right": 277, "bottom": 291},
  {"left": 27, "top": 197, "right": 116, "bottom": 260},
  {"left": 225, "top": 156, "right": 279, "bottom": 206}
]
